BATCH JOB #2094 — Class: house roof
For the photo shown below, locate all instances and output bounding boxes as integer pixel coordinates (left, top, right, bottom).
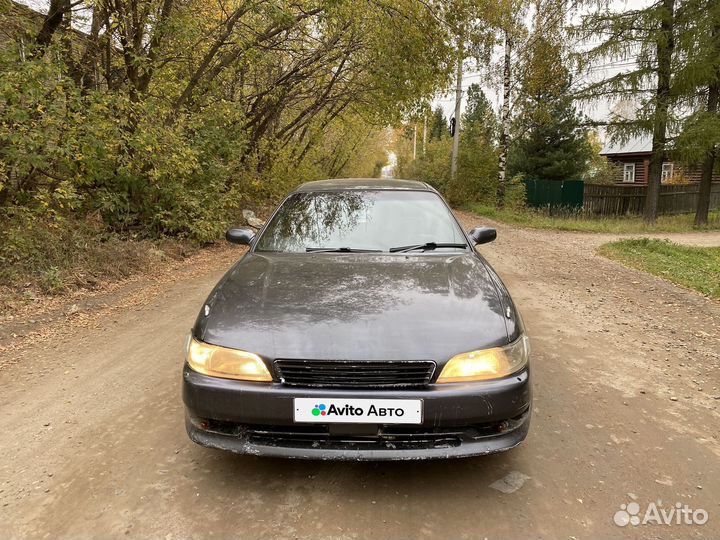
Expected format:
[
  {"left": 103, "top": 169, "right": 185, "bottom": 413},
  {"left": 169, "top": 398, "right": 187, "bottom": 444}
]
[
  {"left": 5, "top": 0, "right": 52, "bottom": 26},
  {"left": 601, "top": 135, "right": 653, "bottom": 156},
  {"left": 4, "top": 0, "right": 92, "bottom": 41}
]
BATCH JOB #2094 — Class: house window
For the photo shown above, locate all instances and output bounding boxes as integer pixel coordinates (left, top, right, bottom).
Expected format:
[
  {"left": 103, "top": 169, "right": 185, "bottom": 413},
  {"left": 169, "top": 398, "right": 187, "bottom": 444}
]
[
  {"left": 661, "top": 162, "right": 673, "bottom": 182},
  {"left": 623, "top": 163, "right": 636, "bottom": 183}
]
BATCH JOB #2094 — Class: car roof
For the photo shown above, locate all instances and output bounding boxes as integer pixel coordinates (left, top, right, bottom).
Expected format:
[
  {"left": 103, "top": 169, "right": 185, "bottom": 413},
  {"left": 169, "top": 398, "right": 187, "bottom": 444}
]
[{"left": 293, "top": 178, "right": 434, "bottom": 193}]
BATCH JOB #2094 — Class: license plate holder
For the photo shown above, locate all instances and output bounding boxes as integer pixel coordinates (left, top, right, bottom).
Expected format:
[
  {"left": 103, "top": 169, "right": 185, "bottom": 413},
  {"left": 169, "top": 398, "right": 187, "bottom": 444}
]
[{"left": 293, "top": 398, "right": 423, "bottom": 424}]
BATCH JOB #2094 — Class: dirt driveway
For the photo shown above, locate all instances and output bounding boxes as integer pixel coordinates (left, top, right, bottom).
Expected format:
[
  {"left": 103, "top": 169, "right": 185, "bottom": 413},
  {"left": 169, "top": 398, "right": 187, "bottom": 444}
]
[{"left": 1, "top": 213, "right": 719, "bottom": 539}]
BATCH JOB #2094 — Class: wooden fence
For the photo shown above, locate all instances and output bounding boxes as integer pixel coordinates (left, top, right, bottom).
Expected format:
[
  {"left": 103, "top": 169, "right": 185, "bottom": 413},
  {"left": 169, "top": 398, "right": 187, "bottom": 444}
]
[{"left": 583, "top": 183, "right": 720, "bottom": 216}]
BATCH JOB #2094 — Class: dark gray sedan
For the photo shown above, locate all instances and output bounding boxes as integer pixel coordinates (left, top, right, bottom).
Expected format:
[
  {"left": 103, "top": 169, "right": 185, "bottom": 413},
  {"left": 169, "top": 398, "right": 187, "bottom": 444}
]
[{"left": 183, "top": 178, "right": 531, "bottom": 460}]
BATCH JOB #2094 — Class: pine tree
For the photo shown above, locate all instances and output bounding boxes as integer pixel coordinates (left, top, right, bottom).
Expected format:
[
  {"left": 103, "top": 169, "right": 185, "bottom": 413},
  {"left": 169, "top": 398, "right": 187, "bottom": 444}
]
[
  {"left": 429, "top": 107, "right": 449, "bottom": 141},
  {"left": 508, "top": 92, "right": 592, "bottom": 181},
  {"left": 446, "top": 84, "right": 499, "bottom": 204},
  {"left": 509, "top": 22, "right": 592, "bottom": 182},
  {"left": 463, "top": 83, "right": 498, "bottom": 141}
]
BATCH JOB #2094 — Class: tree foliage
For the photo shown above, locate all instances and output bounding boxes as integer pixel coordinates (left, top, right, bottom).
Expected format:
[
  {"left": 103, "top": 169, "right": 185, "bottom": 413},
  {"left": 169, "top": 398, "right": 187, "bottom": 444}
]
[
  {"left": 573, "top": 0, "right": 720, "bottom": 223},
  {"left": 573, "top": 0, "right": 709, "bottom": 222},
  {"left": 428, "top": 107, "right": 449, "bottom": 141},
  {"left": 673, "top": 0, "right": 720, "bottom": 225},
  {"left": 0, "top": 0, "right": 455, "bottom": 248},
  {"left": 400, "top": 84, "right": 500, "bottom": 205},
  {"left": 507, "top": 94, "right": 593, "bottom": 181},
  {"left": 509, "top": 30, "right": 592, "bottom": 182}
]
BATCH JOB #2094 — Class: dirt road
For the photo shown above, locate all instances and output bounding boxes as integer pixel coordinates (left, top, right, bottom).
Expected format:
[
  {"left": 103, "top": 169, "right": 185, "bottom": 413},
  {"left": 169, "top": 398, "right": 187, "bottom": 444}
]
[{"left": 2, "top": 214, "right": 719, "bottom": 539}]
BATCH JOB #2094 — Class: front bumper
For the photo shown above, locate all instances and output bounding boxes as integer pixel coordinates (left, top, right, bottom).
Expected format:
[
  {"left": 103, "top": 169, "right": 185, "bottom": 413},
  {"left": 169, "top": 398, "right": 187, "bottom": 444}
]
[{"left": 182, "top": 364, "right": 531, "bottom": 460}]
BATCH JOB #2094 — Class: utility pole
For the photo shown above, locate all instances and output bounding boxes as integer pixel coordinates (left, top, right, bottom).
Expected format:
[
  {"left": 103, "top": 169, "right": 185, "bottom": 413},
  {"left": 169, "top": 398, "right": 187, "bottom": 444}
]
[
  {"left": 423, "top": 114, "right": 427, "bottom": 155},
  {"left": 450, "top": 31, "right": 464, "bottom": 181},
  {"left": 413, "top": 124, "right": 417, "bottom": 160},
  {"left": 497, "top": 29, "right": 512, "bottom": 207}
]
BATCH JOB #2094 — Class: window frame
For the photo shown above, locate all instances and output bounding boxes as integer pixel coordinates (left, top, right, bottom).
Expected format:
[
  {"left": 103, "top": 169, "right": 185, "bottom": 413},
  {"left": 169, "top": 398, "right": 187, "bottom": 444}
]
[
  {"left": 623, "top": 163, "right": 636, "bottom": 183},
  {"left": 661, "top": 162, "right": 674, "bottom": 182}
]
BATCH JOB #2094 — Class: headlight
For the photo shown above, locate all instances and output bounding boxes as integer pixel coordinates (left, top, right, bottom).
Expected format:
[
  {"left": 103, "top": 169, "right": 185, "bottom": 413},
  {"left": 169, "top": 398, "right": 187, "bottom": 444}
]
[
  {"left": 186, "top": 336, "right": 272, "bottom": 382},
  {"left": 437, "top": 335, "right": 530, "bottom": 383}
]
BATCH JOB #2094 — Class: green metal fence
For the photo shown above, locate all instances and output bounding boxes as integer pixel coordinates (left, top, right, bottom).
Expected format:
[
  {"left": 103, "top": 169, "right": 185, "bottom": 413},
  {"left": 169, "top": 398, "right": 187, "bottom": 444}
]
[{"left": 523, "top": 179, "right": 584, "bottom": 209}]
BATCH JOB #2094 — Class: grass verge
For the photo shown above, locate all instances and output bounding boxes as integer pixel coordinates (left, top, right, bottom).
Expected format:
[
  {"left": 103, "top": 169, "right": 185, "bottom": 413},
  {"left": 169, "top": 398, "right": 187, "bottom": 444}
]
[
  {"left": 470, "top": 204, "right": 720, "bottom": 233},
  {"left": 0, "top": 215, "right": 199, "bottom": 311},
  {"left": 599, "top": 239, "right": 720, "bottom": 299}
]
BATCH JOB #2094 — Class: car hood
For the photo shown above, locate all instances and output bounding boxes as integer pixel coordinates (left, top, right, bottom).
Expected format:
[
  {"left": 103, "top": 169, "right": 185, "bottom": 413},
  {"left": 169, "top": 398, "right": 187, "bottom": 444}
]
[{"left": 195, "top": 252, "right": 512, "bottom": 363}]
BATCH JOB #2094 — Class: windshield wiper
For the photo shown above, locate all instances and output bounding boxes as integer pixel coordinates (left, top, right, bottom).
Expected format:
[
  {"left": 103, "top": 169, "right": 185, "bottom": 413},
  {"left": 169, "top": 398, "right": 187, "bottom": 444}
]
[
  {"left": 389, "top": 242, "right": 468, "bottom": 253},
  {"left": 306, "top": 247, "right": 382, "bottom": 253}
]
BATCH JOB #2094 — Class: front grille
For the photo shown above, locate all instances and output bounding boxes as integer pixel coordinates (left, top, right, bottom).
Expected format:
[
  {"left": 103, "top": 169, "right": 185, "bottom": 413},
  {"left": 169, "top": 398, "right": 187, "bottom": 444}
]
[
  {"left": 199, "top": 412, "right": 531, "bottom": 452},
  {"left": 245, "top": 425, "right": 464, "bottom": 450},
  {"left": 273, "top": 359, "right": 436, "bottom": 388}
]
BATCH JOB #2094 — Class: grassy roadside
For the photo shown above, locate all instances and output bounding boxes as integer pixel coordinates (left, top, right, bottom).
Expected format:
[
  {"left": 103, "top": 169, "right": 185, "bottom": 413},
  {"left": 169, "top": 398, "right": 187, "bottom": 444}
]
[
  {"left": 0, "top": 216, "right": 202, "bottom": 313},
  {"left": 599, "top": 239, "right": 720, "bottom": 299},
  {"left": 470, "top": 204, "right": 720, "bottom": 233}
]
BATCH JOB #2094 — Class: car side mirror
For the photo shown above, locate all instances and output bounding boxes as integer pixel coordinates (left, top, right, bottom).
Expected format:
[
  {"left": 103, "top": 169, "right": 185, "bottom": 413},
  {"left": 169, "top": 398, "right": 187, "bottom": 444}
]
[
  {"left": 468, "top": 227, "right": 497, "bottom": 245},
  {"left": 225, "top": 228, "right": 255, "bottom": 245}
]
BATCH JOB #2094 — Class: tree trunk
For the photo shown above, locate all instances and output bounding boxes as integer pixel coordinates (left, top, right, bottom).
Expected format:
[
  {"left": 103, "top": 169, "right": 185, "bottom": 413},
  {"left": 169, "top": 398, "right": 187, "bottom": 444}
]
[
  {"left": 77, "top": 3, "right": 106, "bottom": 91},
  {"left": 644, "top": 0, "right": 675, "bottom": 223},
  {"left": 694, "top": 19, "right": 720, "bottom": 226},
  {"left": 32, "top": 0, "right": 71, "bottom": 54},
  {"left": 497, "top": 29, "right": 512, "bottom": 208},
  {"left": 695, "top": 149, "right": 717, "bottom": 227},
  {"left": 413, "top": 124, "right": 417, "bottom": 160},
  {"left": 450, "top": 31, "right": 464, "bottom": 182}
]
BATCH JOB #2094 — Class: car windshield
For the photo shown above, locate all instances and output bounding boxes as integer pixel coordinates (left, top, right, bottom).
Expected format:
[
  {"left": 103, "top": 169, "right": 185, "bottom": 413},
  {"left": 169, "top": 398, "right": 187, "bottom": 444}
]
[{"left": 254, "top": 190, "right": 468, "bottom": 253}]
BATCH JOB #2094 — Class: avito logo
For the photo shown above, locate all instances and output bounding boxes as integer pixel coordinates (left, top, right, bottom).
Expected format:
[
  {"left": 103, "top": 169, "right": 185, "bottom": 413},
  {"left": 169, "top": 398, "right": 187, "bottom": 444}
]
[
  {"left": 613, "top": 500, "right": 709, "bottom": 527},
  {"left": 311, "top": 404, "right": 327, "bottom": 416},
  {"left": 312, "top": 403, "right": 365, "bottom": 416}
]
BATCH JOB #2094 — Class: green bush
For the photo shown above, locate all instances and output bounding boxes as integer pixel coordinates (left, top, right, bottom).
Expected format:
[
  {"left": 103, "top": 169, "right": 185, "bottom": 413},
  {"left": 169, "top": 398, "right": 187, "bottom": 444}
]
[
  {"left": 0, "top": 53, "right": 250, "bottom": 242},
  {"left": 505, "top": 176, "right": 527, "bottom": 209},
  {"left": 403, "top": 138, "right": 452, "bottom": 193}
]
